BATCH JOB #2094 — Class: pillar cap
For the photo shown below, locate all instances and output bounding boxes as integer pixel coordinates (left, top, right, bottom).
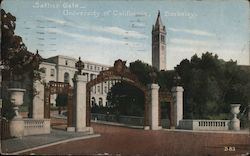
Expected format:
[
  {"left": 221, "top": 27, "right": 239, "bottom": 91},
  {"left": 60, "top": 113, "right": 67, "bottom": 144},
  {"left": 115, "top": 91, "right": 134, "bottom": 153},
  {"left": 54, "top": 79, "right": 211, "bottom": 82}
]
[
  {"left": 74, "top": 74, "right": 87, "bottom": 82},
  {"left": 148, "top": 83, "right": 160, "bottom": 89},
  {"left": 171, "top": 86, "right": 184, "bottom": 92}
]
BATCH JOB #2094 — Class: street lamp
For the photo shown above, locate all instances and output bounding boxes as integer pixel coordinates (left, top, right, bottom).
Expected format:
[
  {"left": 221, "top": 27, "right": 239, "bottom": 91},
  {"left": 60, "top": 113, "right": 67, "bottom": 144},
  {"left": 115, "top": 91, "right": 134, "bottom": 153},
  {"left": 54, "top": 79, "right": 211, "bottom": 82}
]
[
  {"left": 173, "top": 73, "right": 181, "bottom": 86},
  {"left": 75, "top": 57, "right": 84, "bottom": 75}
]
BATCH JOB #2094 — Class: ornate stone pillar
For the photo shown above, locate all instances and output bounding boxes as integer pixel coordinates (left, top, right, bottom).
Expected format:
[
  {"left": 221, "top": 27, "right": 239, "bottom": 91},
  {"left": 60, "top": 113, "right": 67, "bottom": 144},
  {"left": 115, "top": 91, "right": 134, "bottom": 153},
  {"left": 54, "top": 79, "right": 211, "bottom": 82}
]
[
  {"left": 72, "top": 74, "right": 93, "bottom": 133},
  {"left": 148, "top": 83, "right": 161, "bottom": 130},
  {"left": 171, "top": 86, "right": 184, "bottom": 128},
  {"left": 32, "top": 72, "right": 45, "bottom": 119}
]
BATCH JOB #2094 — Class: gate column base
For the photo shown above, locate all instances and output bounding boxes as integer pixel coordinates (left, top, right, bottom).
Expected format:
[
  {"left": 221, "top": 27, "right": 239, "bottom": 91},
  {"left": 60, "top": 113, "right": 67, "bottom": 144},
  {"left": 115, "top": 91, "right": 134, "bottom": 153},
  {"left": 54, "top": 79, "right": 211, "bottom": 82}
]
[
  {"left": 144, "top": 126, "right": 150, "bottom": 130},
  {"left": 152, "top": 126, "right": 162, "bottom": 130},
  {"left": 76, "top": 127, "right": 94, "bottom": 134},
  {"left": 67, "top": 127, "right": 75, "bottom": 132}
]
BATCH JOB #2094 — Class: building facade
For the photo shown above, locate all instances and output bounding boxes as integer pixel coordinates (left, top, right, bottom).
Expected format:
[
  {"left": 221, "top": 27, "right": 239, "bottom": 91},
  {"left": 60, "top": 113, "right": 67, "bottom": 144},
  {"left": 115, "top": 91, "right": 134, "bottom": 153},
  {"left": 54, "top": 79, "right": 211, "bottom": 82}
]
[
  {"left": 152, "top": 11, "right": 167, "bottom": 71},
  {"left": 40, "top": 55, "right": 117, "bottom": 107}
]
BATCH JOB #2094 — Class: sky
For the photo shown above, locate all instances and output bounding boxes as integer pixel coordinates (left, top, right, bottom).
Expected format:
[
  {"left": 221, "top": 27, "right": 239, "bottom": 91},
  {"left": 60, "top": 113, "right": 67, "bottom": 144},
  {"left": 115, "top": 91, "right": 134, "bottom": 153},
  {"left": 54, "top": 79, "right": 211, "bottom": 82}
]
[{"left": 2, "top": 0, "right": 249, "bottom": 69}]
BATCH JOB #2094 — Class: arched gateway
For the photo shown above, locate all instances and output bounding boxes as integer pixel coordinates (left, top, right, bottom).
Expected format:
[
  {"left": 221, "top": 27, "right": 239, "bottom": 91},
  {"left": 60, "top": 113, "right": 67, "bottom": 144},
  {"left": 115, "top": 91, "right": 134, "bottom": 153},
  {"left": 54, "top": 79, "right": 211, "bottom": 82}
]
[
  {"left": 67, "top": 59, "right": 164, "bottom": 132},
  {"left": 86, "top": 59, "right": 151, "bottom": 128}
]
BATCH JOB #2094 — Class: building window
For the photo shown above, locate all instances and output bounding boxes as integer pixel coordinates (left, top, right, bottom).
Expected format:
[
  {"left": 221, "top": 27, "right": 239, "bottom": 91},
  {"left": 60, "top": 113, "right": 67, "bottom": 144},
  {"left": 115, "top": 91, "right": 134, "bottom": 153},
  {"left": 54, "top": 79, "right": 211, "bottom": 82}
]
[
  {"left": 161, "top": 35, "right": 165, "bottom": 43},
  {"left": 90, "top": 65, "right": 92, "bottom": 70},
  {"left": 97, "top": 86, "right": 100, "bottom": 93},
  {"left": 65, "top": 60, "right": 68, "bottom": 65},
  {"left": 90, "top": 74, "right": 94, "bottom": 80},
  {"left": 104, "top": 86, "right": 107, "bottom": 93},
  {"left": 91, "top": 97, "right": 96, "bottom": 107},
  {"left": 64, "top": 72, "right": 70, "bottom": 83},
  {"left": 87, "top": 64, "right": 89, "bottom": 69},
  {"left": 50, "top": 69, "right": 55, "bottom": 76},
  {"left": 99, "top": 98, "right": 103, "bottom": 106},
  {"left": 40, "top": 67, "right": 46, "bottom": 75}
]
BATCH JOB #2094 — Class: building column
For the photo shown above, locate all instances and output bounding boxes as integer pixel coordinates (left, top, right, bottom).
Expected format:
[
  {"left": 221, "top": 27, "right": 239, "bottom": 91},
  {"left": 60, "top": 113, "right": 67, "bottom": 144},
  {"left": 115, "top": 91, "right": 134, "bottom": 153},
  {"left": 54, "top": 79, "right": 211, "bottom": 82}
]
[
  {"left": 32, "top": 72, "right": 45, "bottom": 119},
  {"left": 72, "top": 74, "right": 93, "bottom": 133},
  {"left": 148, "top": 83, "right": 161, "bottom": 130},
  {"left": 171, "top": 86, "right": 184, "bottom": 128}
]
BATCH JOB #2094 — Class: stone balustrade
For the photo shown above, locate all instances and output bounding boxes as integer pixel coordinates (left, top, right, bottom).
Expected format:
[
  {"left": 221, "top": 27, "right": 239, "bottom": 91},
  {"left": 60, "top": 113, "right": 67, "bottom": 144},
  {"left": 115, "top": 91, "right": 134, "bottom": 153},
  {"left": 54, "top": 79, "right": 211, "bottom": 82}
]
[
  {"left": 23, "top": 119, "right": 51, "bottom": 136},
  {"left": 179, "top": 119, "right": 230, "bottom": 131}
]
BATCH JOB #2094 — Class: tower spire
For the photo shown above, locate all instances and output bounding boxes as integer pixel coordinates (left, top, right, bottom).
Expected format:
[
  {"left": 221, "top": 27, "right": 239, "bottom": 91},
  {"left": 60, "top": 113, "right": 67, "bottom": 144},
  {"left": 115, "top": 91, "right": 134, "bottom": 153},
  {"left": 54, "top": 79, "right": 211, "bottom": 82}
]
[
  {"left": 152, "top": 11, "right": 167, "bottom": 71},
  {"left": 155, "top": 10, "right": 163, "bottom": 26}
]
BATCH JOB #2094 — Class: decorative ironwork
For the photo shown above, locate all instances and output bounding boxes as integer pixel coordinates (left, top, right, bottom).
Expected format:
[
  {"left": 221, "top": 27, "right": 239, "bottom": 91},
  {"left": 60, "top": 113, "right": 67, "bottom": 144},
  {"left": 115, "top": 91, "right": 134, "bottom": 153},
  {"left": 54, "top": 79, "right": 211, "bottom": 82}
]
[
  {"left": 149, "top": 71, "right": 157, "bottom": 84},
  {"left": 44, "top": 81, "right": 73, "bottom": 127},
  {"left": 31, "top": 50, "right": 42, "bottom": 70},
  {"left": 86, "top": 59, "right": 150, "bottom": 127},
  {"left": 75, "top": 57, "right": 84, "bottom": 75},
  {"left": 159, "top": 90, "right": 174, "bottom": 127},
  {"left": 173, "top": 72, "right": 181, "bottom": 86}
]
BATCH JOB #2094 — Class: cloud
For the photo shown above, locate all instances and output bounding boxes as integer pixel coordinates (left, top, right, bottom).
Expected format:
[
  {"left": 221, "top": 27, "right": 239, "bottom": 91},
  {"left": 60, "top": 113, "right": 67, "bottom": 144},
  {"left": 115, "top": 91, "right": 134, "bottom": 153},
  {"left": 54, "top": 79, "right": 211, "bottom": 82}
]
[
  {"left": 168, "top": 28, "right": 216, "bottom": 37},
  {"left": 45, "top": 17, "right": 66, "bottom": 25},
  {"left": 170, "top": 38, "right": 211, "bottom": 46},
  {"left": 42, "top": 16, "right": 147, "bottom": 39},
  {"left": 46, "top": 28, "right": 138, "bottom": 46}
]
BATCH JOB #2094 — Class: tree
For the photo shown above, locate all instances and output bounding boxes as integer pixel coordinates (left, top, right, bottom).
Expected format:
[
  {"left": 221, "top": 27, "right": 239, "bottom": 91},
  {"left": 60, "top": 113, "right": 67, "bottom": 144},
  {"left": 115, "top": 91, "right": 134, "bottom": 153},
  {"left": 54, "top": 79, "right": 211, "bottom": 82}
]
[
  {"left": 1, "top": 9, "right": 43, "bottom": 119},
  {"left": 129, "top": 60, "right": 157, "bottom": 85},
  {"left": 175, "top": 52, "right": 250, "bottom": 123},
  {"left": 55, "top": 93, "right": 68, "bottom": 115},
  {"left": 107, "top": 81, "right": 144, "bottom": 116}
]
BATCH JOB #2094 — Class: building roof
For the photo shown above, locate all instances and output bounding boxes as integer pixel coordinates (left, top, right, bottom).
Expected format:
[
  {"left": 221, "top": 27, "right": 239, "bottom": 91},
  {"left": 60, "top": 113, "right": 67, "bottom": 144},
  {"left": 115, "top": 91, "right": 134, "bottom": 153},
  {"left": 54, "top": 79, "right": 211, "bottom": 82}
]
[{"left": 42, "top": 55, "right": 111, "bottom": 68}]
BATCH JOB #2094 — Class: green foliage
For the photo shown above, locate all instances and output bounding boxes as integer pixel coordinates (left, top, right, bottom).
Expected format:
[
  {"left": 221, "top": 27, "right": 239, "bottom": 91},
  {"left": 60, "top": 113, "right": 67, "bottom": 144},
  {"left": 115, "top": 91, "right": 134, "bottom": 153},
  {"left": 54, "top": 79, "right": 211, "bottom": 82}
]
[
  {"left": 107, "top": 81, "right": 144, "bottom": 116},
  {"left": 129, "top": 60, "right": 157, "bottom": 85},
  {"left": 175, "top": 52, "right": 250, "bottom": 120},
  {"left": 1, "top": 9, "right": 42, "bottom": 83},
  {"left": 1, "top": 99, "right": 15, "bottom": 120},
  {"left": 56, "top": 93, "right": 68, "bottom": 107}
]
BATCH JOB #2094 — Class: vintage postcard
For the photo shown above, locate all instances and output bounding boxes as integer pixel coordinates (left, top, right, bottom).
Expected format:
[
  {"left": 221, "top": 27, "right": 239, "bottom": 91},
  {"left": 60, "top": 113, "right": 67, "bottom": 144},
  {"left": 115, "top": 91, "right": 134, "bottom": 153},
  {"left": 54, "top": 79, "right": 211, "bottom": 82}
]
[{"left": 1, "top": 0, "right": 250, "bottom": 155}]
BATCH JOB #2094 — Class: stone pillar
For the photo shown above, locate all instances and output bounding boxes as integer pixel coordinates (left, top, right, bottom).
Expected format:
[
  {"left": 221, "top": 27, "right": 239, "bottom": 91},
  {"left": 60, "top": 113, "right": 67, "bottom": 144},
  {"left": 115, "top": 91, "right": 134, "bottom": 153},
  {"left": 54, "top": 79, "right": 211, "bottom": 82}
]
[
  {"left": 148, "top": 84, "right": 161, "bottom": 130},
  {"left": 171, "top": 86, "right": 184, "bottom": 128},
  {"left": 72, "top": 74, "right": 93, "bottom": 133},
  {"left": 32, "top": 72, "right": 45, "bottom": 119}
]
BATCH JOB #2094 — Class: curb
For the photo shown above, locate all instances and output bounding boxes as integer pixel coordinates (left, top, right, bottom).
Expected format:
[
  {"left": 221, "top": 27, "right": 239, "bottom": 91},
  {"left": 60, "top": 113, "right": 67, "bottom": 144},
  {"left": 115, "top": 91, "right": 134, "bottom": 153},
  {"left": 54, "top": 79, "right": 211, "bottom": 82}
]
[{"left": 2, "top": 133, "right": 101, "bottom": 155}]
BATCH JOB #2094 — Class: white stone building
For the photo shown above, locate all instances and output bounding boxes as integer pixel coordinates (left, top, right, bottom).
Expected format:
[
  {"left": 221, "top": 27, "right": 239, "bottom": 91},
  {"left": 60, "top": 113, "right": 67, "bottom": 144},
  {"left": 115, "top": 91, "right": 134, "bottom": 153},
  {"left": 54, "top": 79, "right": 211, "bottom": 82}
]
[{"left": 40, "top": 55, "right": 116, "bottom": 107}]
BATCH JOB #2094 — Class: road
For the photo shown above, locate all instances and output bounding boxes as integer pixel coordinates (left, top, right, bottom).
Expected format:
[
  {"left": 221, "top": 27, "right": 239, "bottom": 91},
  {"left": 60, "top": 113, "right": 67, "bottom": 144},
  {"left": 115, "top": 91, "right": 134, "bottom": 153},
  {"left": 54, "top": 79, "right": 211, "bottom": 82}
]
[{"left": 23, "top": 122, "right": 250, "bottom": 156}]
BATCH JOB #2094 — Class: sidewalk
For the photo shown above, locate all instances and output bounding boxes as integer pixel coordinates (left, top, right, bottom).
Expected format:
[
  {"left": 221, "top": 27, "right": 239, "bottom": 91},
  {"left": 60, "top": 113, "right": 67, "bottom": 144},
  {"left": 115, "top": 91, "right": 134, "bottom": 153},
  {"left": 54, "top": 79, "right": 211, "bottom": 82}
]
[{"left": 1, "top": 129, "right": 100, "bottom": 155}]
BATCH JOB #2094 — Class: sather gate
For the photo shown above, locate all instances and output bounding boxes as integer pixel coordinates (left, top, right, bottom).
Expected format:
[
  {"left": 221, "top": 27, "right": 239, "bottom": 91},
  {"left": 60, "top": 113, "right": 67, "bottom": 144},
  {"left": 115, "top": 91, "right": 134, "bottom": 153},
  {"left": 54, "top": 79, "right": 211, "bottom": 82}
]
[
  {"left": 39, "top": 59, "right": 183, "bottom": 132},
  {"left": 86, "top": 59, "right": 152, "bottom": 128},
  {"left": 44, "top": 81, "right": 74, "bottom": 127}
]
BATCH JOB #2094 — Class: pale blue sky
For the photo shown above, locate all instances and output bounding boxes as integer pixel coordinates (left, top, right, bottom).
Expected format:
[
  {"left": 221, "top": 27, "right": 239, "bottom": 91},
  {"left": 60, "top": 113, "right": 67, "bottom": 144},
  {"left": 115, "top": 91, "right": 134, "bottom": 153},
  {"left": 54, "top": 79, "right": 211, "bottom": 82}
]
[{"left": 2, "top": 0, "right": 249, "bottom": 69}]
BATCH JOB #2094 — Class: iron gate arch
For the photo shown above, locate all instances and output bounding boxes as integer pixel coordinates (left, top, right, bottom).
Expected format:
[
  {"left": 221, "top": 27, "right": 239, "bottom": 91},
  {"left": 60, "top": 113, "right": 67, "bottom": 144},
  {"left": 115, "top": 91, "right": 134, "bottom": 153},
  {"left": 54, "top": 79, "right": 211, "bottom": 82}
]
[
  {"left": 44, "top": 81, "right": 73, "bottom": 127},
  {"left": 86, "top": 59, "right": 150, "bottom": 127}
]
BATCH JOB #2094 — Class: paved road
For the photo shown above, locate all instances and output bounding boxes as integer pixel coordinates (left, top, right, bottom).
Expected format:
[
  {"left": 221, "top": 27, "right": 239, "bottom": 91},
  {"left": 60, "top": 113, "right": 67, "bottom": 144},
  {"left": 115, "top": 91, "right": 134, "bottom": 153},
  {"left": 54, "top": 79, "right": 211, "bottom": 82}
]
[{"left": 23, "top": 123, "right": 249, "bottom": 156}]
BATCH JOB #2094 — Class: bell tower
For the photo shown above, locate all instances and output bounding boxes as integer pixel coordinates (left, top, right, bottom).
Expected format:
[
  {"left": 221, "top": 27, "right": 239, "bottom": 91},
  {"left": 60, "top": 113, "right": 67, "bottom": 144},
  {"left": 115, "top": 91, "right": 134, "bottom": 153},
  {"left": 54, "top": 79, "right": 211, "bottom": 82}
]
[{"left": 152, "top": 11, "right": 166, "bottom": 71}]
